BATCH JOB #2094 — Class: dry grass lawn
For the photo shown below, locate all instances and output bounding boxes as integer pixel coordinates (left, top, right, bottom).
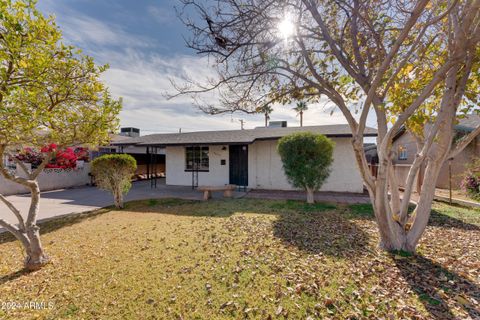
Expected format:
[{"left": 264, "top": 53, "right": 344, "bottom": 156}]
[{"left": 0, "top": 199, "right": 479, "bottom": 319}]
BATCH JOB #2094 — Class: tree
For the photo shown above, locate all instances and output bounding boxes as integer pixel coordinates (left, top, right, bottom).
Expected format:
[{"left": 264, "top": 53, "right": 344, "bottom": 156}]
[
  {"left": 257, "top": 104, "right": 273, "bottom": 127},
  {"left": 91, "top": 154, "right": 137, "bottom": 209},
  {"left": 278, "top": 132, "right": 334, "bottom": 203},
  {"left": 0, "top": 0, "right": 121, "bottom": 270},
  {"left": 176, "top": 0, "right": 480, "bottom": 252},
  {"left": 293, "top": 101, "right": 308, "bottom": 127}
]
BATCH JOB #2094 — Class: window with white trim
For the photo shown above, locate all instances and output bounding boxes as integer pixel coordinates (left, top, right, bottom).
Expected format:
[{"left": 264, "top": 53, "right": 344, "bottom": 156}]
[{"left": 185, "top": 146, "right": 209, "bottom": 171}]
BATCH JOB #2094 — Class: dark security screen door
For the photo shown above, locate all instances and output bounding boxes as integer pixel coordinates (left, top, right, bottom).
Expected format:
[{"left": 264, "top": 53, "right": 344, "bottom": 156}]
[{"left": 229, "top": 145, "right": 248, "bottom": 186}]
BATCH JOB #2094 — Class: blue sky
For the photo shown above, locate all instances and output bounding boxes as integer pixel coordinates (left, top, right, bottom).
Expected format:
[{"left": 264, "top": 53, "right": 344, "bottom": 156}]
[{"left": 39, "top": 0, "right": 364, "bottom": 134}]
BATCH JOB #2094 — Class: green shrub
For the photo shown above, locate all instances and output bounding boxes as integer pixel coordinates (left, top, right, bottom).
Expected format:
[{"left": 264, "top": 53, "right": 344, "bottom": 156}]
[
  {"left": 91, "top": 154, "right": 137, "bottom": 208},
  {"left": 277, "top": 132, "right": 335, "bottom": 203}
]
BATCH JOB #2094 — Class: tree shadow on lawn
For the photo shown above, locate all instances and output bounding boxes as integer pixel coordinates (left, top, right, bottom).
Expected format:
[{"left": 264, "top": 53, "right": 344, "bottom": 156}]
[
  {"left": 0, "top": 208, "right": 111, "bottom": 245},
  {"left": 393, "top": 253, "right": 480, "bottom": 319},
  {"left": 272, "top": 209, "right": 370, "bottom": 257},
  {"left": 125, "top": 198, "right": 371, "bottom": 257},
  {"left": 0, "top": 268, "right": 31, "bottom": 286},
  {"left": 348, "top": 203, "right": 480, "bottom": 231}
]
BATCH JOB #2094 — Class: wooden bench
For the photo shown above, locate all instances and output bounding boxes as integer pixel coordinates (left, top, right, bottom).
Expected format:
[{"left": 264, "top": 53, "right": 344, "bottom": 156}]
[{"left": 198, "top": 185, "right": 237, "bottom": 200}]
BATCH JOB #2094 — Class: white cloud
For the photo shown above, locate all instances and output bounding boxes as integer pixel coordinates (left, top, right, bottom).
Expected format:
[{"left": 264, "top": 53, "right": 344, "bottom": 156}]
[
  {"left": 148, "top": 5, "right": 174, "bottom": 24},
  {"left": 59, "top": 15, "right": 153, "bottom": 49}
]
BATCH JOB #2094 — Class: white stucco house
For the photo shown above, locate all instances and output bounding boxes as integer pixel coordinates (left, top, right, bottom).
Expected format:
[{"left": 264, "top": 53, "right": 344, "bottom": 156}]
[{"left": 113, "top": 124, "right": 377, "bottom": 193}]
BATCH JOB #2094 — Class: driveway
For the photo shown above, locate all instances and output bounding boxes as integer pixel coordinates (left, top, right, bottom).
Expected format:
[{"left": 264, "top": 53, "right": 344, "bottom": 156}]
[
  {"left": 1, "top": 179, "right": 370, "bottom": 228},
  {"left": 0, "top": 179, "right": 223, "bottom": 226}
]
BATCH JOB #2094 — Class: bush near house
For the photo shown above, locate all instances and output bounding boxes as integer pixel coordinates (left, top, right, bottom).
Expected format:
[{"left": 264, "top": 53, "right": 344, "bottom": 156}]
[
  {"left": 46, "top": 148, "right": 78, "bottom": 169},
  {"left": 13, "top": 144, "right": 86, "bottom": 169},
  {"left": 74, "top": 147, "right": 90, "bottom": 162},
  {"left": 277, "top": 132, "right": 334, "bottom": 204},
  {"left": 461, "top": 158, "right": 480, "bottom": 201},
  {"left": 12, "top": 147, "right": 43, "bottom": 168},
  {"left": 91, "top": 154, "right": 137, "bottom": 208}
]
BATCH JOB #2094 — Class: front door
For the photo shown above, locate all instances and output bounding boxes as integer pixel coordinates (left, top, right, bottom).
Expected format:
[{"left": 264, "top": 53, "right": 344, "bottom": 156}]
[{"left": 229, "top": 145, "right": 248, "bottom": 187}]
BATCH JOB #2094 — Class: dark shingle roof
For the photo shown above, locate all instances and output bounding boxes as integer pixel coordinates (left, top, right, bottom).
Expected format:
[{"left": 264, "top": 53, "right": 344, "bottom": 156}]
[
  {"left": 456, "top": 114, "right": 480, "bottom": 132},
  {"left": 113, "top": 124, "right": 377, "bottom": 146},
  {"left": 393, "top": 114, "right": 480, "bottom": 141}
]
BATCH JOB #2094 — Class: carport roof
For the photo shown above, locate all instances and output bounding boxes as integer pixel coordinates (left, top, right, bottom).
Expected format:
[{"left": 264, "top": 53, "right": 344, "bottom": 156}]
[{"left": 112, "top": 124, "right": 377, "bottom": 147}]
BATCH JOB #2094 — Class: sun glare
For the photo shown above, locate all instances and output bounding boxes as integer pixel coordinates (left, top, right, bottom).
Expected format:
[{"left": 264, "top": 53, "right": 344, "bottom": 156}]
[{"left": 277, "top": 16, "right": 295, "bottom": 40}]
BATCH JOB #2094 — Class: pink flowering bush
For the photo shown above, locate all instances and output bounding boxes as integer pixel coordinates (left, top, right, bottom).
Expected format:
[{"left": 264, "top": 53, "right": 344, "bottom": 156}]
[
  {"left": 461, "top": 159, "right": 480, "bottom": 201},
  {"left": 45, "top": 148, "right": 77, "bottom": 169},
  {"left": 13, "top": 147, "right": 44, "bottom": 167},
  {"left": 14, "top": 143, "right": 81, "bottom": 169},
  {"left": 40, "top": 143, "right": 57, "bottom": 153},
  {"left": 74, "top": 147, "right": 90, "bottom": 162}
]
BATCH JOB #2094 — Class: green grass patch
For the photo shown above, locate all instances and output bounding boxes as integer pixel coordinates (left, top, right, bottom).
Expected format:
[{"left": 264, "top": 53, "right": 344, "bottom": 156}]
[
  {"left": 147, "top": 199, "right": 159, "bottom": 207},
  {"left": 418, "top": 293, "right": 442, "bottom": 306},
  {"left": 348, "top": 203, "right": 374, "bottom": 217},
  {"left": 431, "top": 202, "right": 480, "bottom": 226}
]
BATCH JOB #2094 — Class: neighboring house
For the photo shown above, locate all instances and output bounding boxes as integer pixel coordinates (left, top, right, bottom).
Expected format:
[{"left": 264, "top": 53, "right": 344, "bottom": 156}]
[
  {"left": 113, "top": 124, "right": 377, "bottom": 193},
  {"left": 392, "top": 114, "right": 480, "bottom": 189}
]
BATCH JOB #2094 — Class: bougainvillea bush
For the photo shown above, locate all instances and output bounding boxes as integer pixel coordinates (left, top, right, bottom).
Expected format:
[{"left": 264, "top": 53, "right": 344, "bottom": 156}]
[
  {"left": 461, "top": 158, "right": 480, "bottom": 201},
  {"left": 74, "top": 147, "right": 90, "bottom": 162},
  {"left": 12, "top": 147, "right": 44, "bottom": 168},
  {"left": 46, "top": 148, "right": 78, "bottom": 169},
  {"left": 14, "top": 144, "right": 83, "bottom": 170},
  {"left": 461, "top": 174, "right": 480, "bottom": 201}
]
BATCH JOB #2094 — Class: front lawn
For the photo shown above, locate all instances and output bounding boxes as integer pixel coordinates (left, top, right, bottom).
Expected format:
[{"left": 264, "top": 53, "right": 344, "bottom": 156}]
[{"left": 0, "top": 199, "right": 478, "bottom": 319}]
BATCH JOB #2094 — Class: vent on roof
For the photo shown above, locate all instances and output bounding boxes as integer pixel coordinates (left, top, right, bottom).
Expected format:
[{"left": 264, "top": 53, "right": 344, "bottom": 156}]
[
  {"left": 120, "top": 127, "right": 140, "bottom": 138},
  {"left": 268, "top": 121, "right": 287, "bottom": 128}
]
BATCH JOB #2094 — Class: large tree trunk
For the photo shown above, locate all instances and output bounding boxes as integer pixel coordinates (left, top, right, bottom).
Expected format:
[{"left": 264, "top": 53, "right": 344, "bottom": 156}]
[
  {"left": 24, "top": 226, "right": 49, "bottom": 271},
  {"left": 364, "top": 73, "right": 459, "bottom": 253},
  {"left": 0, "top": 155, "right": 51, "bottom": 271},
  {"left": 371, "top": 163, "right": 406, "bottom": 251},
  {"left": 367, "top": 138, "right": 452, "bottom": 252},
  {"left": 23, "top": 181, "right": 50, "bottom": 270},
  {"left": 404, "top": 112, "right": 455, "bottom": 250}
]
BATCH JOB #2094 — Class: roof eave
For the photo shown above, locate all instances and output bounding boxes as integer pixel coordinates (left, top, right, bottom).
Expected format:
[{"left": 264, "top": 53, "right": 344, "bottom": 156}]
[{"left": 116, "top": 132, "right": 378, "bottom": 147}]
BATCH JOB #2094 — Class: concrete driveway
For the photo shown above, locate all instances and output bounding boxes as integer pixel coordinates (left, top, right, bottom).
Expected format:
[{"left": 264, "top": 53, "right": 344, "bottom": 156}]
[{"left": 0, "top": 179, "right": 223, "bottom": 226}]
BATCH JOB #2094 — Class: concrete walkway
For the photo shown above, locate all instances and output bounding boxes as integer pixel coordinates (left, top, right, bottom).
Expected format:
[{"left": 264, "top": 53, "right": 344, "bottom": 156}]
[
  {"left": 0, "top": 180, "right": 210, "bottom": 225},
  {"left": 0, "top": 179, "right": 370, "bottom": 227},
  {"left": 406, "top": 190, "right": 480, "bottom": 208}
]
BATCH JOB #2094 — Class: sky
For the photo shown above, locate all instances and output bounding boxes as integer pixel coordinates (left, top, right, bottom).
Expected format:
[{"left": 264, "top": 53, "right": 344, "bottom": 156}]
[{"left": 39, "top": 0, "right": 375, "bottom": 135}]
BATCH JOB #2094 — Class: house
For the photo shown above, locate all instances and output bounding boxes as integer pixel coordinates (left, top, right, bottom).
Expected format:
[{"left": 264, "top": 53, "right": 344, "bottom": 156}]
[
  {"left": 113, "top": 124, "right": 377, "bottom": 193},
  {"left": 93, "top": 130, "right": 166, "bottom": 180},
  {"left": 392, "top": 114, "right": 480, "bottom": 189}
]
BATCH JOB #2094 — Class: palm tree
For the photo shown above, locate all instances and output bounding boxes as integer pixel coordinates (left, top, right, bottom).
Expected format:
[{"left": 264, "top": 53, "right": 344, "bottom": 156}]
[
  {"left": 293, "top": 101, "right": 308, "bottom": 127},
  {"left": 257, "top": 104, "right": 273, "bottom": 127}
]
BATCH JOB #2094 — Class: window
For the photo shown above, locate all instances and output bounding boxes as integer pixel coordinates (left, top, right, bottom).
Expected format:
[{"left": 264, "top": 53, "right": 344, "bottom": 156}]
[
  {"left": 185, "top": 146, "right": 209, "bottom": 171},
  {"left": 398, "top": 146, "right": 408, "bottom": 160}
]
